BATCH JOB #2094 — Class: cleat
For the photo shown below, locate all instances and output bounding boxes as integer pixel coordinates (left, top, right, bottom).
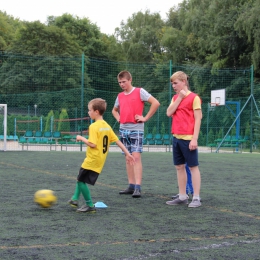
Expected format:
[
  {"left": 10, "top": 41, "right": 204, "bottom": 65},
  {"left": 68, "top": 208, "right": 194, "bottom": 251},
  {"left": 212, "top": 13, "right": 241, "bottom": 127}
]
[
  {"left": 68, "top": 199, "right": 78, "bottom": 208},
  {"left": 76, "top": 205, "right": 96, "bottom": 213}
]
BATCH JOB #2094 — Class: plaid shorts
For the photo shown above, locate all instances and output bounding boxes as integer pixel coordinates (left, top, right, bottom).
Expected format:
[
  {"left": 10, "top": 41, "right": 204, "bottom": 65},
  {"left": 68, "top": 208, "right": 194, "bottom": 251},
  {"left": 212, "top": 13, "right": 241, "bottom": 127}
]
[{"left": 119, "top": 129, "right": 144, "bottom": 154}]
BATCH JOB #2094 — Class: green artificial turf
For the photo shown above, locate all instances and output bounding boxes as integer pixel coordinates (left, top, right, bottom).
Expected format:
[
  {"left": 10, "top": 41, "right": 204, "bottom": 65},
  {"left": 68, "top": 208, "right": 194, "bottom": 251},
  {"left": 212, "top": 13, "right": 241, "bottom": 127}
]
[{"left": 0, "top": 151, "right": 260, "bottom": 259}]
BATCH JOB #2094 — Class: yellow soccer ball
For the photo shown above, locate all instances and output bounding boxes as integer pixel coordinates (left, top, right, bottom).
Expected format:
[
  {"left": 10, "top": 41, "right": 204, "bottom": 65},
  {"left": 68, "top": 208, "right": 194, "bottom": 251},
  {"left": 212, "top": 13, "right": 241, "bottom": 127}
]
[{"left": 34, "top": 189, "right": 57, "bottom": 208}]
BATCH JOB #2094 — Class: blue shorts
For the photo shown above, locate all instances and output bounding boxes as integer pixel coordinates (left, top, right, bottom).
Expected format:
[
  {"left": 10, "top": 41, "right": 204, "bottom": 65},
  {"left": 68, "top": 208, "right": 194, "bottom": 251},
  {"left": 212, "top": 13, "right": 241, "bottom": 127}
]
[
  {"left": 172, "top": 137, "right": 199, "bottom": 167},
  {"left": 119, "top": 129, "right": 143, "bottom": 154}
]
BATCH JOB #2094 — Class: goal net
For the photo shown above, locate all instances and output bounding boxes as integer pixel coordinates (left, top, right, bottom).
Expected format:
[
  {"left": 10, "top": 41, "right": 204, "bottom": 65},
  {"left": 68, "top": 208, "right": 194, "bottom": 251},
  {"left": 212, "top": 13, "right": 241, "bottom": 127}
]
[{"left": 0, "top": 104, "right": 7, "bottom": 151}]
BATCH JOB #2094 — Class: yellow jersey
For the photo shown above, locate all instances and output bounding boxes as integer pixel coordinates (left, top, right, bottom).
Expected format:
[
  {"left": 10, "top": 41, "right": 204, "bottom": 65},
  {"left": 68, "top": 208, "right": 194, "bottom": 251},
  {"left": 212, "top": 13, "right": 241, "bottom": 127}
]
[{"left": 81, "top": 120, "right": 119, "bottom": 173}]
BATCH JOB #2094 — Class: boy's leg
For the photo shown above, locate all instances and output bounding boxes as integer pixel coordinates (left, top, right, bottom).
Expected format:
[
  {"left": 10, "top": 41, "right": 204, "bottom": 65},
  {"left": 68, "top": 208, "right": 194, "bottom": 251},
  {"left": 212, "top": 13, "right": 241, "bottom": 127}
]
[
  {"left": 131, "top": 131, "right": 143, "bottom": 198},
  {"left": 124, "top": 162, "right": 136, "bottom": 187},
  {"left": 166, "top": 138, "right": 189, "bottom": 205},
  {"left": 68, "top": 181, "right": 80, "bottom": 207},
  {"left": 76, "top": 182, "right": 96, "bottom": 213},
  {"left": 166, "top": 164, "right": 188, "bottom": 205},
  {"left": 71, "top": 181, "right": 81, "bottom": 201},
  {"left": 119, "top": 160, "right": 135, "bottom": 194},
  {"left": 175, "top": 138, "right": 187, "bottom": 197},
  {"left": 176, "top": 164, "right": 187, "bottom": 196},
  {"left": 188, "top": 166, "right": 201, "bottom": 208},
  {"left": 120, "top": 130, "right": 143, "bottom": 198},
  {"left": 78, "top": 181, "right": 94, "bottom": 207},
  {"left": 189, "top": 166, "right": 201, "bottom": 196},
  {"left": 185, "top": 147, "right": 201, "bottom": 207},
  {"left": 125, "top": 152, "right": 142, "bottom": 185},
  {"left": 131, "top": 152, "right": 142, "bottom": 197},
  {"left": 119, "top": 129, "right": 135, "bottom": 194}
]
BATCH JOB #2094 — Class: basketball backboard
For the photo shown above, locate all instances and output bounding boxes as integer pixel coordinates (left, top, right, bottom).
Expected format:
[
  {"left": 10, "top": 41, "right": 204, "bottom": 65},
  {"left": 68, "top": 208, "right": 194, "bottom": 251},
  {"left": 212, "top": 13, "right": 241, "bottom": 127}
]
[{"left": 211, "top": 89, "right": 225, "bottom": 106}]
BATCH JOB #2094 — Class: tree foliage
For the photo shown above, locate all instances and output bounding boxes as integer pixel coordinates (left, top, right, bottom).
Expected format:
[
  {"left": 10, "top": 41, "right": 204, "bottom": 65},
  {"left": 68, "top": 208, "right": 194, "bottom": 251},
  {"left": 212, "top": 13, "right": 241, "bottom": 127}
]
[
  {"left": 1, "top": 2, "right": 260, "bottom": 73},
  {"left": 115, "top": 10, "right": 165, "bottom": 62},
  {"left": 10, "top": 21, "right": 81, "bottom": 55},
  {"left": 1, "top": 1, "right": 260, "bottom": 96}
]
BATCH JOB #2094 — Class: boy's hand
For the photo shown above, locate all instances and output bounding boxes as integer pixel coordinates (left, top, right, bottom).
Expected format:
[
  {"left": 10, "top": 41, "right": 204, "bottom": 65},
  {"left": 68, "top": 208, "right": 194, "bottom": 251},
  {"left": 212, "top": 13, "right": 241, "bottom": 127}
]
[
  {"left": 135, "top": 114, "right": 145, "bottom": 123},
  {"left": 76, "top": 135, "right": 82, "bottom": 142},
  {"left": 179, "top": 90, "right": 187, "bottom": 99},
  {"left": 189, "top": 139, "right": 198, "bottom": 150},
  {"left": 125, "top": 154, "right": 135, "bottom": 165}
]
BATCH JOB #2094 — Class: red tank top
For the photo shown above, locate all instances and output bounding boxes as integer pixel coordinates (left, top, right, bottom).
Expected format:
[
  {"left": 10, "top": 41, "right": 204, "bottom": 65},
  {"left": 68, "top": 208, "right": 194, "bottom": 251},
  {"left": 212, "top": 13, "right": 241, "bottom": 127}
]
[
  {"left": 172, "top": 92, "right": 197, "bottom": 135},
  {"left": 118, "top": 88, "right": 144, "bottom": 124}
]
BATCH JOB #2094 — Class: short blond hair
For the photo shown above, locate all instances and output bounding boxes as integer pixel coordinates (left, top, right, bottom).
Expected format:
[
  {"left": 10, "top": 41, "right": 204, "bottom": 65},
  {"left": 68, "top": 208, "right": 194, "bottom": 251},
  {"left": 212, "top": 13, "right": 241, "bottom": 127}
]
[
  {"left": 88, "top": 98, "right": 107, "bottom": 116},
  {"left": 170, "top": 71, "right": 189, "bottom": 83}
]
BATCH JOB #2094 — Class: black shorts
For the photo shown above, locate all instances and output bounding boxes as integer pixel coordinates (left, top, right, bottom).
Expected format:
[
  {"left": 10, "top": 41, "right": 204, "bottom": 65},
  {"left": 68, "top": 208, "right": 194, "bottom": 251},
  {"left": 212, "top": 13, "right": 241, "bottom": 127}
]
[{"left": 77, "top": 167, "right": 99, "bottom": 186}]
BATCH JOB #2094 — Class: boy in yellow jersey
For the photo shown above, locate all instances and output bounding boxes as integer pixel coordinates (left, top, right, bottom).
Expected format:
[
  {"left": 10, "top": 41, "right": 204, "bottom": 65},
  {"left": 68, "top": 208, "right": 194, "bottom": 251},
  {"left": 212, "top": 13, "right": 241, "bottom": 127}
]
[
  {"left": 166, "top": 71, "right": 202, "bottom": 208},
  {"left": 68, "top": 98, "right": 135, "bottom": 213}
]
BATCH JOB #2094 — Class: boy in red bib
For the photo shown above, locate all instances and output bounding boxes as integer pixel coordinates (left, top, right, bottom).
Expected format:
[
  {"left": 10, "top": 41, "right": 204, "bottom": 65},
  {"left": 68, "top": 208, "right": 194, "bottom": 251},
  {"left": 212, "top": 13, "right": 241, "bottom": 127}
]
[
  {"left": 166, "top": 71, "right": 202, "bottom": 208},
  {"left": 112, "top": 70, "right": 160, "bottom": 198}
]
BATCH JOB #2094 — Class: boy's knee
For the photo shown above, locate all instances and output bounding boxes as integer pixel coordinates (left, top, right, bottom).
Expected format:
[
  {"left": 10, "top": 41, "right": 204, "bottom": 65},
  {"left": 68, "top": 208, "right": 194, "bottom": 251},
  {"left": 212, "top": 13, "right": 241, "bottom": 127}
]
[{"left": 175, "top": 164, "right": 185, "bottom": 171}]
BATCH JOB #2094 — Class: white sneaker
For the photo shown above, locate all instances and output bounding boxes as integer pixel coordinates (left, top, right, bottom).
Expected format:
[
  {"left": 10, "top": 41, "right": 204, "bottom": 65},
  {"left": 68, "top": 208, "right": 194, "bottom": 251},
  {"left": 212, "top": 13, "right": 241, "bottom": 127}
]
[{"left": 188, "top": 199, "right": 201, "bottom": 208}]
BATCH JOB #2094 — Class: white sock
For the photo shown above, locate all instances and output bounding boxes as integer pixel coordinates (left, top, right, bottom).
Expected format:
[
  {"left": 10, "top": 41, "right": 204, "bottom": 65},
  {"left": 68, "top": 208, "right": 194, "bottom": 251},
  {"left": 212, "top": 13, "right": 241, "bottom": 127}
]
[
  {"left": 179, "top": 194, "right": 187, "bottom": 200},
  {"left": 193, "top": 195, "right": 200, "bottom": 201}
]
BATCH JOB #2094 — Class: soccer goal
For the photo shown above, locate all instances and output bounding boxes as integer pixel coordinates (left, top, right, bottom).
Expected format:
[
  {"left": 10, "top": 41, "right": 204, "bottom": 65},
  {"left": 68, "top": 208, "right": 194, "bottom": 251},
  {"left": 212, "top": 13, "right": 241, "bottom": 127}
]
[{"left": 0, "top": 104, "right": 7, "bottom": 151}]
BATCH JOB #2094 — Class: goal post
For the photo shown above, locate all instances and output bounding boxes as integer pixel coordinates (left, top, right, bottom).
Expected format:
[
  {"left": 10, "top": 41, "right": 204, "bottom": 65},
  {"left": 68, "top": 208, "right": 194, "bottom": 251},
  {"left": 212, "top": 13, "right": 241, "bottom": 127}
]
[{"left": 0, "top": 104, "right": 7, "bottom": 151}]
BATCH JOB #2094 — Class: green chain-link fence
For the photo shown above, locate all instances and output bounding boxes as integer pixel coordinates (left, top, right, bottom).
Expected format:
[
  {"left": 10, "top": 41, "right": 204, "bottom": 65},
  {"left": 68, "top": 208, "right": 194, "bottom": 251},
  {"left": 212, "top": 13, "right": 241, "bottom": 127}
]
[{"left": 0, "top": 53, "right": 260, "bottom": 152}]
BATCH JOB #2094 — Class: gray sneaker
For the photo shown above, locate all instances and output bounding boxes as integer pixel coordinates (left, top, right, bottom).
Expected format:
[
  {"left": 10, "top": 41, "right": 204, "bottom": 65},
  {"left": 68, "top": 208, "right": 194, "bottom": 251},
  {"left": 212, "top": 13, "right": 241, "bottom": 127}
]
[
  {"left": 188, "top": 199, "right": 201, "bottom": 208},
  {"left": 171, "top": 194, "right": 202, "bottom": 202},
  {"left": 166, "top": 198, "right": 188, "bottom": 205},
  {"left": 76, "top": 205, "right": 96, "bottom": 213}
]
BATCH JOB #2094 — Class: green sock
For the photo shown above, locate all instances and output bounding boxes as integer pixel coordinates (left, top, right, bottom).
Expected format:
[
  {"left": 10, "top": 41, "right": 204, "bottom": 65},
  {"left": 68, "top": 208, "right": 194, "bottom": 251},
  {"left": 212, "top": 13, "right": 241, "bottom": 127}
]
[
  {"left": 71, "top": 181, "right": 80, "bottom": 201},
  {"left": 78, "top": 181, "right": 94, "bottom": 207}
]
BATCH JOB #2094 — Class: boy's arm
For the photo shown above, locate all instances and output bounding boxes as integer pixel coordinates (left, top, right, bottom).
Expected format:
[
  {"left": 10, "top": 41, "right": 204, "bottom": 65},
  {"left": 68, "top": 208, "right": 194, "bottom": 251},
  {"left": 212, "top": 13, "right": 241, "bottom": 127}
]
[
  {"left": 166, "top": 90, "right": 186, "bottom": 117},
  {"left": 115, "top": 140, "right": 135, "bottom": 165},
  {"left": 189, "top": 109, "right": 202, "bottom": 150},
  {"left": 112, "top": 107, "right": 120, "bottom": 123},
  {"left": 76, "top": 135, "right": 96, "bottom": 148},
  {"left": 135, "top": 96, "right": 160, "bottom": 123}
]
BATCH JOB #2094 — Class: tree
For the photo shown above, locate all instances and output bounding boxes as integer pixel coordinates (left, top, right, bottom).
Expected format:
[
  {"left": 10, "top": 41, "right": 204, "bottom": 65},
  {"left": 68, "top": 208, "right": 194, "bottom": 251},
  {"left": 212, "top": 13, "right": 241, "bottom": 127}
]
[
  {"left": 0, "top": 11, "right": 21, "bottom": 51},
  {"left": 9, "top": 21, "right": 81, "bottom": 55},
  {"left": 58, "top": 108, "right": 70, "bottom": 133},
  {"left": 170, "top": 0, "right": 249, "bottom": 68},
  {"left": 115, "top": 10, "right": 165, "bottom": 62},
  {"left": 235, "top": 0, "right": 260, "bottom": 73},
  {"left": 45, "top": 110, "right": 54, "bottom": 132},
  {"left": 48, "top": 14, "right": 111, "bottom": 59}
]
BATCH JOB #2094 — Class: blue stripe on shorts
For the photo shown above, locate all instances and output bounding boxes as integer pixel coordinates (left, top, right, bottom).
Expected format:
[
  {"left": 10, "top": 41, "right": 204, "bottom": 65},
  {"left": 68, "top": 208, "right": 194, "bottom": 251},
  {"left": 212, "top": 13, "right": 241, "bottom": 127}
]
[{"left": 119, "top": 129, "right": 144, "bottom": 154}]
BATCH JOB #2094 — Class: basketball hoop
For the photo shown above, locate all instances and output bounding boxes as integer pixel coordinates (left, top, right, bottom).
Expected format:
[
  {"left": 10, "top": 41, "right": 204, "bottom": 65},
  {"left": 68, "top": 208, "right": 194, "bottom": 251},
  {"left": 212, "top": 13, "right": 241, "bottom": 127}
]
[
  {"left": 210, "top": 103, "right": 220, "bottom": 107},
  {"left": 209, "top": 103, "right": 219, "bottom": 111}
]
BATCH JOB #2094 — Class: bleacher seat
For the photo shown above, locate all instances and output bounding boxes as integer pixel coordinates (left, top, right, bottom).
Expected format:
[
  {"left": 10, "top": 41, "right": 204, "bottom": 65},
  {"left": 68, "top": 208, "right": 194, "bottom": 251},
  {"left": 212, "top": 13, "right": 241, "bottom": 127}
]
[{"left": 154, "top": 134, "right": 163, "bottom": 145}]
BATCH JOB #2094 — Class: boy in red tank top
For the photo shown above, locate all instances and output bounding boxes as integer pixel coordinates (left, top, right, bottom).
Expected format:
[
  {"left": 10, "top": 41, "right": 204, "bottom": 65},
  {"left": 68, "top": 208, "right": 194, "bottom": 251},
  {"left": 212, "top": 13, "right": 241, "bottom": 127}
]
[
  {"left": 166, "top": 71, "right": 202, "bottom": 208},
  {"left": 112, "top": 70, "right": 160, "bottom": 198}
]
